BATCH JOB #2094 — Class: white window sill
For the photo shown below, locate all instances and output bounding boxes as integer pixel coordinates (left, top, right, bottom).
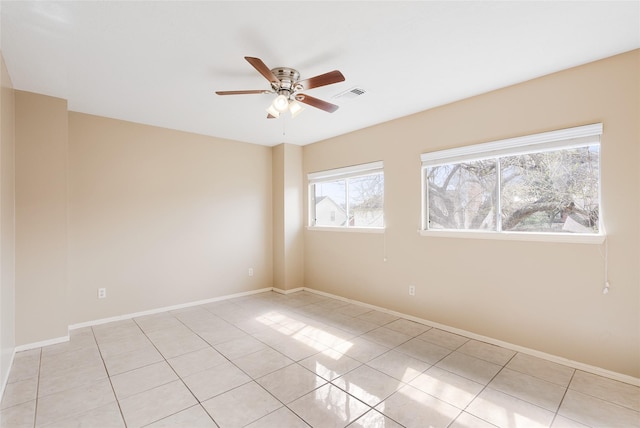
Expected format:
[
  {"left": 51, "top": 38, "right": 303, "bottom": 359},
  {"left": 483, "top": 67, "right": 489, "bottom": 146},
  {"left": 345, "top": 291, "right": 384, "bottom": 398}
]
[
  {"left": 307, "top": 226, "right": 385, "bottom": 234},
  {"left": 419, "top": 229, "right": 605, "bottom": 244}
]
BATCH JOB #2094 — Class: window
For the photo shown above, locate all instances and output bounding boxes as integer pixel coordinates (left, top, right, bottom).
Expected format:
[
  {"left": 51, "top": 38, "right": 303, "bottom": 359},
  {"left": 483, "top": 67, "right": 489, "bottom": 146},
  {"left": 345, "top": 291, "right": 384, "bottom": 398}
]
[
  {"left": 422, "top": 124, "right": 602, "bottom": 240},
  {"left": 309, "top": 161, "right": 384, "bottom": 229}
]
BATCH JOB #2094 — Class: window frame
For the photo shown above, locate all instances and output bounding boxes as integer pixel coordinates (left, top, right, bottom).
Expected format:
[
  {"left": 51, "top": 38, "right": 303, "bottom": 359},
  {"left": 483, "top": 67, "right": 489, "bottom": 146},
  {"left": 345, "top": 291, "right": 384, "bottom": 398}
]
[
  {"left": 420, "top": 124, "right": 604, "bottom": 244},
  {"left": 308, "top": 161, "right": 385, "bottom": 232}
]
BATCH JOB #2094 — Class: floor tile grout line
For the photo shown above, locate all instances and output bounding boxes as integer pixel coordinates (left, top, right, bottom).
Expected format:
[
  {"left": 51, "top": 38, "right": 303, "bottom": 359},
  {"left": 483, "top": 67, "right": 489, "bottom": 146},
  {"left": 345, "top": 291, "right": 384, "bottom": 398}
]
[
  {"left": 31, "top": 348, "right": 42, "bottom": 428},
  {"left": 471, "top": 385, "right": 569, "bottom": 426},
  {"left": 495, "top": 364, "right": 573, "bottom": 415},
  {"left": 353, "top": 408, "right": 410, "bottom": 428},
  {"left": 366, "top": 333, "right": 475, "bottom": 427},
  {"left": 326, "top": 371, "right": 406, "bottom": 427},
  {"left": 137, "top": 403, "right": 214, "bottom": 428},
  {"left": 552, "top": 371, "right": 640, "bottom": 428},
  {"left": 90, "top": 326, "right": 129, "bottom": 428},
  {"left": 203, "top": 302, "right": 358, "bottom": 377},
  {"left": 283, "top": 381, "right": 373, "bottom": 428},
  {"left": 452, "top": 351, "right": 523, "bottom": 427},
  {"left": 37, "top": 328, "right": 138, "bottom": 427},
  {"left": 500, "top": 358, "right": 576, "bottom": 389},
  {"left": 169, "top": 299, "right": 365, "bottom": 427},
  {"left": 550, "top": 369, "right": 579, "bottom": 428},
  {"left": 565, "top": 370, "right": 640, "bottom": 413},
  {"left": 203, "top": 378, "right": 289, "bottom": 427},
  {"left": 323, "top": 327, "right": 457, "bottom": 428},
  {"left": 463, "top": 364, "right": 584, "bottom": 428},
  {"left": 259, "top": 375, "right": 325, "bottom": 427},
  {"left": 387, "top": 346, "right": 519, "bottom": 428},
  {"left": 199, "top": 296, "right": 392, "bottom": 427},
  {"left": 129, "top": 316, "right": 220, "bottom": 427},
  {"left": 132, "top": 308, "right": 322, "bottom": 426},
  {"left": 167, "top": 309, "right": 301, "bottom": 382}
]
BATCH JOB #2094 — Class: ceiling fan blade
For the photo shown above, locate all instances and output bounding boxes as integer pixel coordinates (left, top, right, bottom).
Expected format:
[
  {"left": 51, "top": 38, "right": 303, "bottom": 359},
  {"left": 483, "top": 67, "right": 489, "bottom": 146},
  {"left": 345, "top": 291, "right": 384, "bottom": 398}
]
[
  {"left": 245, "top": 56, "right": 279, "bottom": 84},
  {"left": 215, "top": 90, "right": 271, "bottom": 95},
  {"left": 295, "top": 94, "right": 339, "bottom": 113},
  {"left": 267, "top": 113, "right": 277, "bottom": 119},
  {"left": 296, "top": 70, "right": 345, "bottom": 90}
]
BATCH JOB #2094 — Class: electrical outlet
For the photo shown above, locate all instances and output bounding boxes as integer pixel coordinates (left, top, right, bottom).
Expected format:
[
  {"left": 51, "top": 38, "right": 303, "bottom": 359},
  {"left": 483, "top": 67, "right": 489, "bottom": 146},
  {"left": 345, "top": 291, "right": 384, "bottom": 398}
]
[
  {"left": 409, "top": 285, "right": 415, "bottom": 296},
  {"left": 98, "top": 288, "right": 106, "bottom": 299},
  {"left": 248, "top": 268, "right": 254, "bottom": 277}
]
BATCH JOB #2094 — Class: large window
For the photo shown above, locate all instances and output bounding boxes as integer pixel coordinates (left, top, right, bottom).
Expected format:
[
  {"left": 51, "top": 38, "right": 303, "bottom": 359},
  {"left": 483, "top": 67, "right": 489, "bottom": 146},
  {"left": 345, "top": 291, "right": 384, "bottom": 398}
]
[
  {"left": 422, "top": 124, "right": 602, "bottom": 239},
  {"left": 309, "top": 161, "right": 384, "bottom": 229}
]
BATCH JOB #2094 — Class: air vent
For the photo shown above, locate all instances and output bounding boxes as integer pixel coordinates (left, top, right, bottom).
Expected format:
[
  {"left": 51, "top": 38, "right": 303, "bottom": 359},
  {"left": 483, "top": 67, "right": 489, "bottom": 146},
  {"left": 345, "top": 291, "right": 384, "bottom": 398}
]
[{"left": 333, "top": 87, "right": 367, "bottom": 100}]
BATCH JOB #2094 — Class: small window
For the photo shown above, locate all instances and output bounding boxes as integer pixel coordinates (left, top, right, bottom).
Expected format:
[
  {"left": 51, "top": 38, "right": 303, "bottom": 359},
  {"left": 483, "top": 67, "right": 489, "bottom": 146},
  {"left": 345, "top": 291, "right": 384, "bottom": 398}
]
[
  {"left": 422, "top": 124, "right": 602, "bottom": 238},
  {"left": 309, "top": 161, "right": 384, "bottom": 229}
]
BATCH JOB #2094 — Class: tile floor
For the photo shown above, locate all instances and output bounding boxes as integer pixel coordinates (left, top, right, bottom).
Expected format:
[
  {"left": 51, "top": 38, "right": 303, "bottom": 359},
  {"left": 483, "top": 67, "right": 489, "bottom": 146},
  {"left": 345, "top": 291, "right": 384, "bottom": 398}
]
[{"left": 1, "top": 290, "right": 639, "bottom": 427}]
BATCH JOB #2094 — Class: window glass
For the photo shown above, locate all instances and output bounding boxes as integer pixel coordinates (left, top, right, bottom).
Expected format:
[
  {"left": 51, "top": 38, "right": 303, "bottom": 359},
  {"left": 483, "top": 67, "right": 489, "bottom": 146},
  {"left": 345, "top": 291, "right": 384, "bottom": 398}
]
[
  {"left": 349, "top": 172, "right": 384, "bottom": 227},
  {"left": 427, "top": 160, "right": 496, "bottom": 230},
  {"left": 500, "top": 146, "right": 599, "bottom": 233},
  {"left": 313, "top": 180, "right": 347, "bottom": 227},
  {"left": 309, "top": 162, "right": 384, "bottom": 229}
]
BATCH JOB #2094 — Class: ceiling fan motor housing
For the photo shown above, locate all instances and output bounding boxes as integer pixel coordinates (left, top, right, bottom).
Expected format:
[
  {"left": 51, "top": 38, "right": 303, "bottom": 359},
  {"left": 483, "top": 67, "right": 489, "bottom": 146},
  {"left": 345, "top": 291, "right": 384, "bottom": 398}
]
[{"left": 271, "top": 67, "right": 301, "bottom": 96}]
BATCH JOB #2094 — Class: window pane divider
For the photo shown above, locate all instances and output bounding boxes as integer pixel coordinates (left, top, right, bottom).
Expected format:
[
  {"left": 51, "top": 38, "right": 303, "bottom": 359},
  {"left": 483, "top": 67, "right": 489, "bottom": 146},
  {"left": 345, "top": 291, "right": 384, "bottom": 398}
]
[{"left": 496, "top": 157, "right": 502, "bottom": 232}]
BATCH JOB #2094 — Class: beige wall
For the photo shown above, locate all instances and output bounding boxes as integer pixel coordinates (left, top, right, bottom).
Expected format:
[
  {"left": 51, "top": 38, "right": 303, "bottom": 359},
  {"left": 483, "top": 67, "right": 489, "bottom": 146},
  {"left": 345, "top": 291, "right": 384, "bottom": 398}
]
[
  {"left": 272, "top": 144, "right": 285, "bottom": 289},
  {"left": 0, "top": 52, "right": 16, "bottom": 389},
  {"left": 5, "top": 50, "right": 638, "bottom": 381},
  {"left": 67, "top": 113, "right": 273, "bottom": 323},
  {"left": 15, "top": 91, "right": 69, "bottom": 345},
  {"left": 12, "top": 93, "right": 274, "bottom": 342},
  {"left": 272, "top": 144, "right": 304, "bottom": 291},
  {"left": 303, "top": 50, "right": 640, "bottom": 378},
  {"left": 283, "top": 144, "right": 304, "bottom": 290}
]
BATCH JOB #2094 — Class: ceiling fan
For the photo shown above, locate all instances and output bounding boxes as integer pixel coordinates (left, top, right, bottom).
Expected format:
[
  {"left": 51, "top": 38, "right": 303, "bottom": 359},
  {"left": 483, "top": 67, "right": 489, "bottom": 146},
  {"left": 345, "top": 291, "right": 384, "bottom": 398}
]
[{"left": 216, "top": 56, "right": 345, "bottom": 119}]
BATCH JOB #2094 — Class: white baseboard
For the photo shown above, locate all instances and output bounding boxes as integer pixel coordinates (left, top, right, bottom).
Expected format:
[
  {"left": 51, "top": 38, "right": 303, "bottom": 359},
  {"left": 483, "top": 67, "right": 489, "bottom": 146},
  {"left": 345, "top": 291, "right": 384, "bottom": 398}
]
[
  {"left": 0, "top": 349, "right": 16, "bottom": 402},
  {"left": 272, "top": 287, "right": 305, "bottom": 295},
  {"left": 69, "top": 287, "right": 274, "bottom": 330},
  {"left": 302, "top": 287, "right": 640, "bottom": 387},
  {"left": 15, "top": 335, "right": 69, "bottom": 352},
  {"left": 16, "top": 288, "right": 274, "bottom": 351}
]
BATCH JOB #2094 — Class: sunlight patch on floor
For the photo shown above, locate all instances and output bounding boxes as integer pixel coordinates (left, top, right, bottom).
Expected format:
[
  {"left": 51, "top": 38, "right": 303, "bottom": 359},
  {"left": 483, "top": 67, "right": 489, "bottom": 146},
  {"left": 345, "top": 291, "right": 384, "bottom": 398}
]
[{"left": 256, "top": 311, "right": 353, "bottom": 360}]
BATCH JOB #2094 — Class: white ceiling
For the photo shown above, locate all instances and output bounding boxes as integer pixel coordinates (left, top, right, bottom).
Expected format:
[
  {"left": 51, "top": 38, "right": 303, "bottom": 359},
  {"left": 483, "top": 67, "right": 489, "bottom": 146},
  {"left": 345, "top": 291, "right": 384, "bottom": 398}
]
[{"left": 2, "top": 1, "right": 639, "bottom": 146}]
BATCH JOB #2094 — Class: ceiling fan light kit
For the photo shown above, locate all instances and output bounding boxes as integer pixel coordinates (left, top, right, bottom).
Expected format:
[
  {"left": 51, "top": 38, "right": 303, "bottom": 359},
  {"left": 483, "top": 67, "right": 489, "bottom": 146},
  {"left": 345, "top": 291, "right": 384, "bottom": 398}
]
[
  {"left": 288, "top": 100, "right": 304, "bottom": 118},
  {"left": 266, "top": 92, "right": 306, "bottom": 119},
  {"left": 272, "top": 94, "right": 290, "bottom": 112},
  {"left": 265, "top": 104, "right": 280, "bottom": 118},
  {"left": 216, "top": 57, "right": 345, "bottom": 119}
]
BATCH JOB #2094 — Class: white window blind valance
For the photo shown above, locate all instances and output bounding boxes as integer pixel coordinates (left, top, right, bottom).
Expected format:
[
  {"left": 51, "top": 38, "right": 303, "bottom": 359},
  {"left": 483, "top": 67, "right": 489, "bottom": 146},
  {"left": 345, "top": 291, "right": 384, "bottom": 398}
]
[
  {"left": 421, "top": 123, "right": 602, "bottom": 167},
  {"left": 308, "top": 161, "right": 384, "bottom": 184}
]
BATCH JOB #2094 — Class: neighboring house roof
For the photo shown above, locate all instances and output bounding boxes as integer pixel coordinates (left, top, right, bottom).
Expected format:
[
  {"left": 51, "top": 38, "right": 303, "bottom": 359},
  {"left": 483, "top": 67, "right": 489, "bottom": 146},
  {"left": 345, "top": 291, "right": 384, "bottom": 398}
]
[{"left": 316, "top": 196, "right": 344, "bottom": 212}]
